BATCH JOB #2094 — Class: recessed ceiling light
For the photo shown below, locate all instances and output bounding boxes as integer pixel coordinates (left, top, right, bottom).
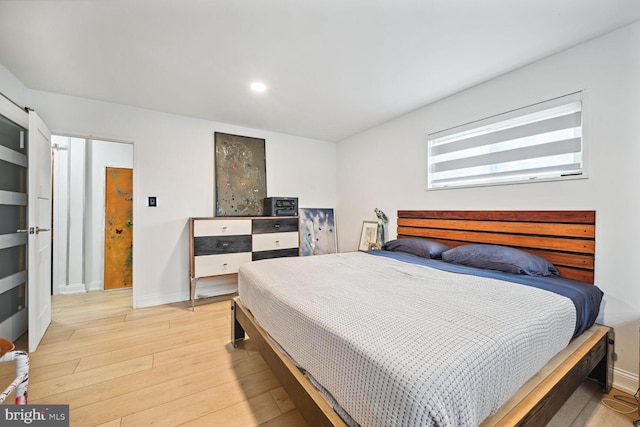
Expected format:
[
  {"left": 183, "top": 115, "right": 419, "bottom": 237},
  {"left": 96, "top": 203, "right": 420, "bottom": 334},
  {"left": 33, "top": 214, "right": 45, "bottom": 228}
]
[{"left": 250, "top": 82, "right": 267, "bottom": 92}]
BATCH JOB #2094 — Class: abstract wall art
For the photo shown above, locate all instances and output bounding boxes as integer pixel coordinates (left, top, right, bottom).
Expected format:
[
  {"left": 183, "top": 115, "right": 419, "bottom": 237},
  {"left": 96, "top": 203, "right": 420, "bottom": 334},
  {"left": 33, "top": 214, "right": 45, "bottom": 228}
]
[
  {"left": 104, "top": 167, "right": 133, "bottom": 290},
  {"left": 214, "top": 132, "right": 266, "bottom": 216}
]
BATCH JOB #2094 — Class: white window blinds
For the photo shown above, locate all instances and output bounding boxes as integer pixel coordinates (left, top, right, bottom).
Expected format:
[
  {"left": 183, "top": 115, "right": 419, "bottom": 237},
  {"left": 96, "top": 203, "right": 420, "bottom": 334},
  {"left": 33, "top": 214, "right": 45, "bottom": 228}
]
[{"left": 427, "top": 92, "right": 583, "bottom": 189}]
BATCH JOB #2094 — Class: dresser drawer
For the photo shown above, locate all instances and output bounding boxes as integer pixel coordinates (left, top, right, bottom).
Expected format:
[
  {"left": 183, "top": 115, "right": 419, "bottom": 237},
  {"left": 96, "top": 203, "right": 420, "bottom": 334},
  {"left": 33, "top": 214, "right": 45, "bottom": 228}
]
[
  {"left": 194, "top": 235, "right": 251, "bottom": 256},
  {"left": 194, "top": 252, "right": 252, "bottom": 277},
  {"left": 252, "top": 248, "right": 299, "bottom": 261},
  {"left": 193, "top": 219, "right": 251, "bottom": 237},
  {"left": 252, "top": 231, "right": 299, "bottom": 252},
  {"left": 252, "top": 218, "right": 299, "bottom": 234}
]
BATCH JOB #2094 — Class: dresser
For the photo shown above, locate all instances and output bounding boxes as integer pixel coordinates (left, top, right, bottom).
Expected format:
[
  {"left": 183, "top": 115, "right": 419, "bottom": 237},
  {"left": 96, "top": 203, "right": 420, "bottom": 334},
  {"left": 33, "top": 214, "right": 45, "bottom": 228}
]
[{"left": 189, "top": 216, "right": 299, "bottom": 309}]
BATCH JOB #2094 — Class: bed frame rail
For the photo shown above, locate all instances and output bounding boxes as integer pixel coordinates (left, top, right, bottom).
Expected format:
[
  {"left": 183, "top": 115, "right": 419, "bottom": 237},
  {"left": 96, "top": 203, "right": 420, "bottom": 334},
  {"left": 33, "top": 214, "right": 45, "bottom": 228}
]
[
  {"left": 485, "top": 325, "right": 612, "bottom": 426},
  {"left": 231, "top": 298, "right": 348, "bottom": 427}
]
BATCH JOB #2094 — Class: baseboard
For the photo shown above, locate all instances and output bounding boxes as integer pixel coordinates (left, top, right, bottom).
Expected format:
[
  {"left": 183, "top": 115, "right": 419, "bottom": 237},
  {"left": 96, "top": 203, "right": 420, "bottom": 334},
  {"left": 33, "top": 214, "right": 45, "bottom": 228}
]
[
  {"left": 612, "top": 366, "right": 639, "bottom": 395},
  {"left": 133, "top": 280, "right": 238, "bottom": 308},
  {"left": 134, "top": 290, "right": 186, "bottom": 308},
  {"left": 58, "top": 283, "right": 87, "bottom": 294},
  {"left": 86, "top": 280, "right": 103, "bottom": 292}
]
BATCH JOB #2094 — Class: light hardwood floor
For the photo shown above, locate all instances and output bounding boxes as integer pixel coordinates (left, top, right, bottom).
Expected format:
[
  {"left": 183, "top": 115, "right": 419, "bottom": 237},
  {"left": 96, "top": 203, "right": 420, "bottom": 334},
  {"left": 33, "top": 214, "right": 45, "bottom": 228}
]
[{"left": 0, "top": 290, "right": 636, "bottom": 426}]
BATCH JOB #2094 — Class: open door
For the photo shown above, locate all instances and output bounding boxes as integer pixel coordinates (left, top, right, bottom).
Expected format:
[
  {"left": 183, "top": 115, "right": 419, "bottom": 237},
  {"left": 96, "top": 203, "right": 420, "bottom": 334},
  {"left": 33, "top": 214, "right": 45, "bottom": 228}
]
[{"left": 27, "top": 111, "right": 52, "bottom": 352}]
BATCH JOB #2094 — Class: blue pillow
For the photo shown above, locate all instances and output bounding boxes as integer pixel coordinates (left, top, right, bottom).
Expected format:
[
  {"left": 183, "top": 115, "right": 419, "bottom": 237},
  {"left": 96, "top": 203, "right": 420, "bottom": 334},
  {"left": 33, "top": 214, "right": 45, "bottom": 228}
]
[
  {"left": 441, "top": 244, "right": 560, "bottom": 276},
  {"left": 382, "top": 238, "right": 451, "bottom": 259}
]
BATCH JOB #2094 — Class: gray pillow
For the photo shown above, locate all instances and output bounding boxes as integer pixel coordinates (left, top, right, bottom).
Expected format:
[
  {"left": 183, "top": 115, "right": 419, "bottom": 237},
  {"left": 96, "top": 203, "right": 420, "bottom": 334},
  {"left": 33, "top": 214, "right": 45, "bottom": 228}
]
[
  {"left": 382, "top": 238, "right": 451, "bottom": 259},
  {"left": 441, "top": 244, "right": 560, "bottom": 276}
]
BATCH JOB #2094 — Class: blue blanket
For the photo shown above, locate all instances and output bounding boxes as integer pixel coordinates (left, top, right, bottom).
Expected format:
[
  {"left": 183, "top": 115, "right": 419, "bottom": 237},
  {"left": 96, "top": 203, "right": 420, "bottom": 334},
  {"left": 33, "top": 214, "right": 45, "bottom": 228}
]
[{"left": 368, "top": 250, "right": 603, "bottom": 338}]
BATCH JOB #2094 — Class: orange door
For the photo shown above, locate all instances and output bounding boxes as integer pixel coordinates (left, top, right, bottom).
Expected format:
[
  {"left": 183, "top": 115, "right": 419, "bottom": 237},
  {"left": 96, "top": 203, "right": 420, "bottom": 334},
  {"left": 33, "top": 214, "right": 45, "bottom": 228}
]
[{"left": 104, "top": 167, "right": 133, "bottom": 290}]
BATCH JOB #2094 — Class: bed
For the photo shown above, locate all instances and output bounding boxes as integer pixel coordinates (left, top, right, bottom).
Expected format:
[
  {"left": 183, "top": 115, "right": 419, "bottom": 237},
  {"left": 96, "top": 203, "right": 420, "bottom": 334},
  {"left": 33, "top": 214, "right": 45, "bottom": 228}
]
[{"left": 231, "top": 210, "right": 613, "bottom": 426}]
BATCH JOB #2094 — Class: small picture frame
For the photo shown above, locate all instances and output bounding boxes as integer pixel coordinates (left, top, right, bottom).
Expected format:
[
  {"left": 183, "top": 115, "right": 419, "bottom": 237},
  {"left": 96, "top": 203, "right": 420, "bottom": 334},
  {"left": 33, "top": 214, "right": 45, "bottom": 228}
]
[{"left": 358, "top": 221, "right": 378, "bottom": 251}]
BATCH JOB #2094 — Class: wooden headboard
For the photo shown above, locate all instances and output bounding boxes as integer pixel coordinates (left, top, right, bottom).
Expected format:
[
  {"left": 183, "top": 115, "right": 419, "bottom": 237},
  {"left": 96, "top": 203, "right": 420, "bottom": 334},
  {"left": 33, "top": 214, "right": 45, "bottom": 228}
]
[{"left": 397, "top": 210, "right": 595, "bottom": 284}]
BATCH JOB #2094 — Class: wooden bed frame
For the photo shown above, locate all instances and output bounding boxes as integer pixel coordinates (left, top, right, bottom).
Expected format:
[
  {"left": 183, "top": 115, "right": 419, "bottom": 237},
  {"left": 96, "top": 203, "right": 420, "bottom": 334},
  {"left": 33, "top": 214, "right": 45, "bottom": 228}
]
[{"left": 231, "top": 210, "right": 613, "bottom": 426}]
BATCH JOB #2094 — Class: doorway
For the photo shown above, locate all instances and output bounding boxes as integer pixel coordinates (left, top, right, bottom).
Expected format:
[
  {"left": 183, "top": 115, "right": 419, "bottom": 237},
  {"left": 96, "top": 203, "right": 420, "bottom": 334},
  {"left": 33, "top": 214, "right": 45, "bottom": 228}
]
[{"left": 51, "top": 136, "right": 133, "bottom": 295}]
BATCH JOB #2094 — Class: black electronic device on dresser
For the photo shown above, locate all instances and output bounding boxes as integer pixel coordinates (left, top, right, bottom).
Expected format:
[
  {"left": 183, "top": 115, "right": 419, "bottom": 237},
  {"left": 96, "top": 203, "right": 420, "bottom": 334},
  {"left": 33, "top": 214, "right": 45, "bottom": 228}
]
[{"left": 264, "top": 197, "right": 298, "bottom": 216}]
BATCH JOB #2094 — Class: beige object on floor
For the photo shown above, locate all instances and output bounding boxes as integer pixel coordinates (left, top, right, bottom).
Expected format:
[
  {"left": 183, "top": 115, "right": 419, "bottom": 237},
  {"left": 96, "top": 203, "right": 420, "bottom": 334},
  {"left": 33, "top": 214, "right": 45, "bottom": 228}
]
[{"left": 0, "top": 338, "right": 15, "bottom": 358}]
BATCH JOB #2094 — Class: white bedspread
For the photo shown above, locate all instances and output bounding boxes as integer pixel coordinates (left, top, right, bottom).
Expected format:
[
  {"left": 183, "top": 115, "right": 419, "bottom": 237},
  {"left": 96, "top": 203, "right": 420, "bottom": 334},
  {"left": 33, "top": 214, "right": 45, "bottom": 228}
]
[{"left": 238, "top": 252, "right": 576, "bottom": 427}]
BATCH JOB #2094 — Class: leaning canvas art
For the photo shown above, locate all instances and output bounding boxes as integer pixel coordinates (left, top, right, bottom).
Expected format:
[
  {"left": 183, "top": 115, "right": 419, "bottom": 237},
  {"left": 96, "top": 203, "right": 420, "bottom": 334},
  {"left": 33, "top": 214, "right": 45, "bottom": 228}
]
[{"left": 299, "top": 208, "right": 337, "bottom": 256}]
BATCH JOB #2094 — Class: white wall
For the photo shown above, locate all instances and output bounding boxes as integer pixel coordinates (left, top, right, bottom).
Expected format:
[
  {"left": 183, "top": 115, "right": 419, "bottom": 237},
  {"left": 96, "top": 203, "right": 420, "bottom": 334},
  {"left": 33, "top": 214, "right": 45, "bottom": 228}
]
[
  {"left": 0, "top": 63, "right": 28, "bottom": 108},
  {"left": 25, "top": 90, "right": 337, "bottom": 308},
  {"left": 337, "top": 22, "right": 640, "bottom": 391}
]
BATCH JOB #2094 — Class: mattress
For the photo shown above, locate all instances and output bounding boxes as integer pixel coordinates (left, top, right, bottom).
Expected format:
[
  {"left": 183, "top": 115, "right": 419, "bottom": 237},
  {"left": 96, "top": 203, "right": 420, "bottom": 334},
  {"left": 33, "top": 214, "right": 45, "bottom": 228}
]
[
  {"left": 238, "top": 251, "right": 577, "bottom": 427},
  {"left": 368, "top": 249, "right": 603, "bottom": 338}
]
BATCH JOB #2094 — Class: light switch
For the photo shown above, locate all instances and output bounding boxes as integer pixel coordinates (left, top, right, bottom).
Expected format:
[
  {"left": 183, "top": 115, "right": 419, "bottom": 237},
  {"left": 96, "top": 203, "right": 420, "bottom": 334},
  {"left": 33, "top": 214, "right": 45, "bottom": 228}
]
[{"left": 148, "top": 196, "right": 157, "bottom": 207}]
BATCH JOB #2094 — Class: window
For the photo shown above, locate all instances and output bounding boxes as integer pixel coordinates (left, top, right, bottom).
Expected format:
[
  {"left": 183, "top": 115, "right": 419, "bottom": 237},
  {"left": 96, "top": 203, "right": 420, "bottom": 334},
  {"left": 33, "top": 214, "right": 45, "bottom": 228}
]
[{"left": 427, "top": 92, "right": 584, "bottom": 189}]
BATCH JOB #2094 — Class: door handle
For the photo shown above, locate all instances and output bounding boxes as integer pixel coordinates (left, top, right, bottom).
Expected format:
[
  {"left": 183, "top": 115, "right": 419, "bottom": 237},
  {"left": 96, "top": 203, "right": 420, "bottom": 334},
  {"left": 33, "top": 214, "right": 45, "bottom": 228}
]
[{"left": 16, "top": 227, "right": 51, "bottom": 234}]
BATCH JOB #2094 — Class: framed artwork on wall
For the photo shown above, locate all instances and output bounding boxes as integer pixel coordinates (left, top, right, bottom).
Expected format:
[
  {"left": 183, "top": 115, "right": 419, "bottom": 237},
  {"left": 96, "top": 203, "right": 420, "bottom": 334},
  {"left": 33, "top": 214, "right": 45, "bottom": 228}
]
[
  {"left": 299, "top": 208, "right": 337, "bottom": 256},
  {"left": 358, "top": 220, "right": 378, "bottom": 251},
  {"left": 214, "top": 132, "right": 266, "bottom": 216}
]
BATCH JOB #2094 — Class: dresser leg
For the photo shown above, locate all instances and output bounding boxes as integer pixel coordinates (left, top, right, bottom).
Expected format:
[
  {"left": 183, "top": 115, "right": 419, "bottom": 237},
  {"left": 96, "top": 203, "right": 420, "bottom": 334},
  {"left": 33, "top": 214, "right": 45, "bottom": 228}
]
[{"left": 190, "top": 277, "right": 198, "bottom": 311}]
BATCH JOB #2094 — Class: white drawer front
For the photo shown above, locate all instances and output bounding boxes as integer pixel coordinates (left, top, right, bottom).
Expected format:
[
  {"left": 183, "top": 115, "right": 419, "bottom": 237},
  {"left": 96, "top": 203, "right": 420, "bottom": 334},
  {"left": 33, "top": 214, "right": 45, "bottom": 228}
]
[
  {"left": 252, "top": 232, "right": 299, "bottom": 252},
  {"left": 194, "top": 219, "right": 251, "bottom": 237},
  {"left": 194, "top": 252, "right": 252, "bottom": 276}
]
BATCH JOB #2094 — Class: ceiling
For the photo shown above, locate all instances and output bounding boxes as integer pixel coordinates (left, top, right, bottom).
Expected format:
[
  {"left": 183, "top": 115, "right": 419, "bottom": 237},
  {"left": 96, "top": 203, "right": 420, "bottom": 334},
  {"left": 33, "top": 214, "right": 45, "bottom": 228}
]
[{"left": 1, "top": 1, "right": 640, "bottom": 142}]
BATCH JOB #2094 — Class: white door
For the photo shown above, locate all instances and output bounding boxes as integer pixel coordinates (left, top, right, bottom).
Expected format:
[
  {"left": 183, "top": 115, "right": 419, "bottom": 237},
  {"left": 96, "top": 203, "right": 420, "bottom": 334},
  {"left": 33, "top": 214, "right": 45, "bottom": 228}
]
[{"left": 27, "top": 111, "right": 52, "bottom": 352}]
